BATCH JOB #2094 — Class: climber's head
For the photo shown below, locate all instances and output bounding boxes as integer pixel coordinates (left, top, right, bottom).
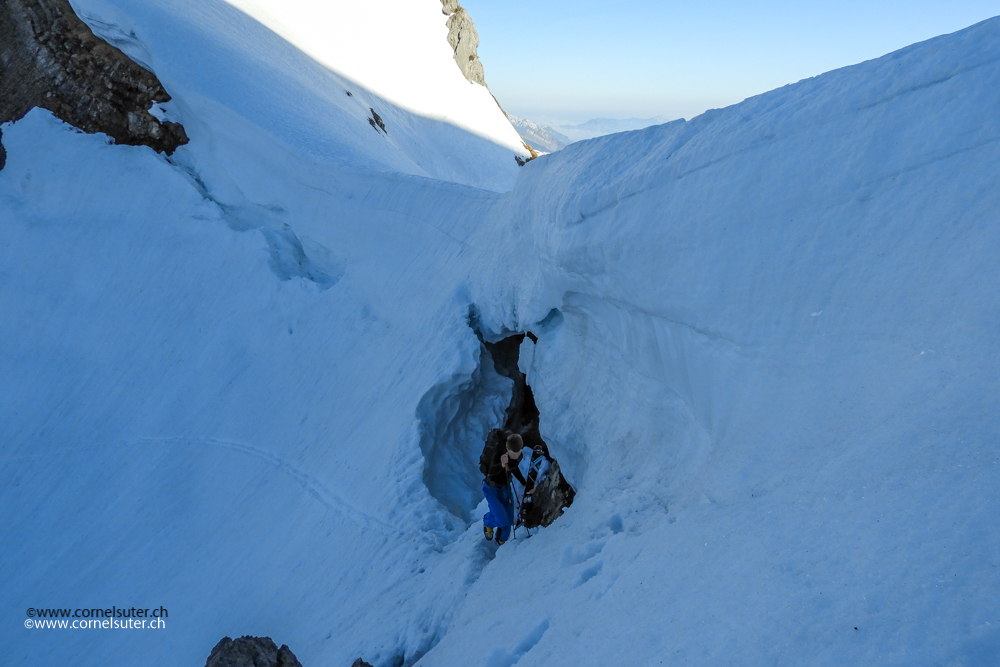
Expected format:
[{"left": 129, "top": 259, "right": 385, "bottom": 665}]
[{"left": 506, "top": 433, "right": 523, "bottom": 459}]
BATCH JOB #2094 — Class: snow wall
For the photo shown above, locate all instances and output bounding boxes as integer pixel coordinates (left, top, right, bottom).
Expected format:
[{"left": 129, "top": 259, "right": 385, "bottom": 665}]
[{"left": 2, "top": 2, "right": 999, "bottom": 666}]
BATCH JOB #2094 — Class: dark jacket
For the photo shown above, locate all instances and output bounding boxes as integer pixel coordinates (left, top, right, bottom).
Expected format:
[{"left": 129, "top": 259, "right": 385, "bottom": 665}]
[{"left": 483, "top": 439, "right": 528, "bottom": 488}]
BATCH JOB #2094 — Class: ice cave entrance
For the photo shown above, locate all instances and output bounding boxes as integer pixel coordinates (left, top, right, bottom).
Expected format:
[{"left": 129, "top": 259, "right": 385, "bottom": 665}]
[{"left": 418, "top": 324, "right": 574, "bottom": 528}]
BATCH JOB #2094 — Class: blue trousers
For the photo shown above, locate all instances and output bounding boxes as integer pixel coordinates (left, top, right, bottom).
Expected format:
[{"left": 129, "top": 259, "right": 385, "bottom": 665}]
[{"left": 482, "top": 481, "right": 514, "bottom": 542}]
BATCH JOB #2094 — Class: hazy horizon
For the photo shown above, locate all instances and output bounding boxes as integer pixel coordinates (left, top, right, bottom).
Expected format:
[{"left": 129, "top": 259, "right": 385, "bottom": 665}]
[{"left": 463, "top": 0, "right": 1000, "bottom": 123}]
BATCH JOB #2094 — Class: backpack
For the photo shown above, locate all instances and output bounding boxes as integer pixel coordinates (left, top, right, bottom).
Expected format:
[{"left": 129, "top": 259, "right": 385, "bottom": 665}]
[{"left": 479, "top": 428, "right": 507, "bottom": 476}]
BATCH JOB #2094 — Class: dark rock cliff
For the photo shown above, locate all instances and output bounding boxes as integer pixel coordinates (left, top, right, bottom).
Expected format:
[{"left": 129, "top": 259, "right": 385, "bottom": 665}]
[
  {"left": 0, "top": 0, "right": 187, "bottom": 168},
  {"left": 204, "top": 636, "right": 303, "bottom": 667}
]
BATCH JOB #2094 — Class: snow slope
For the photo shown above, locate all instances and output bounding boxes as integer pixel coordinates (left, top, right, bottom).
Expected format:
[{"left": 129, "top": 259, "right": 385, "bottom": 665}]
[
  {"left": 213, "top": 0, "right": 526, "bottom": 156},
  {"left": 73, "top": 0, "right": 527, "bottom": 191},
  {"left": 3, "top": 5, "right": 1000, "bottom": 667}
]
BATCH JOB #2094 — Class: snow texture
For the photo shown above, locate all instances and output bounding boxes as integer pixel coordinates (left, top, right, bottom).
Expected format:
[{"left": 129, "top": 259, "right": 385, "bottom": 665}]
[{"left": 2, "top": 3, "right": 999, "bottom": 667}]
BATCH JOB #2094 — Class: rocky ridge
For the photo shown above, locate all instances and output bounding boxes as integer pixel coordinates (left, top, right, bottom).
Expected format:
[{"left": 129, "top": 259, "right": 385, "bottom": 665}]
[
  {"left": 440, "top": 0, "right": 486, "bottom": 87},
  {"left": 438, "top": 1, "right": 539, "bottom": 162},
  {"left": 0, "top": 0, "right": 187, "bottom": 170}
]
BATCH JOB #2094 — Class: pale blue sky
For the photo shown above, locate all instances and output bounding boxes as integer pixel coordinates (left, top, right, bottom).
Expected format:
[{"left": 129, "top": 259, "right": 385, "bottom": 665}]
[{"left": 461, "top": 0, "right": 1000, "bottom": 124}]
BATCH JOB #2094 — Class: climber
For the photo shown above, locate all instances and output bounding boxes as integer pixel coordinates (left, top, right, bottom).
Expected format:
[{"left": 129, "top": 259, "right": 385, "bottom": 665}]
[{"left": 481, "top": 432, "right": 527, "bottom": 545}]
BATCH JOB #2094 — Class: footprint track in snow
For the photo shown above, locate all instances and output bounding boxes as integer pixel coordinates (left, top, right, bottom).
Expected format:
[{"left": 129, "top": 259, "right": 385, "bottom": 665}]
[
  {"left": 2, "top": 436, "right": 399, "bottom": 536},
  {"left": 484, "top": 619, "right": 550, "bottom": 667},
  {"left": 561, "top": 540, "right": 604, "bottom": 568},
  {"left": 574, "top": 561, "right": 604, "bottom": 588},
  {"left": 139, "top": 436, "right": 396, "bottom": 535}
]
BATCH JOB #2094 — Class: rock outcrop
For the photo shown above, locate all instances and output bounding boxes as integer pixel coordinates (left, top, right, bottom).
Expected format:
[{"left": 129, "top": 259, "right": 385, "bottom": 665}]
[
  {"left": 439, "top": 0, "right": 538, "bottom": 163},
  {"left": 0, "top": 0, "right": 188, "bottom": 168},
  {"left": 440, "top": 0, "right": 486, "bottom": 86},
  {"left": 204, "top": 636, "right": 303, "bottom": 667}
]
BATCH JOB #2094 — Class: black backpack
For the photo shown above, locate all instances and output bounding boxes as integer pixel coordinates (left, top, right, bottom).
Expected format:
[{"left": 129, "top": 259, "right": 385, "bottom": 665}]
[{"left": 479, "top": 428, "right": 507, "bottom": 476}]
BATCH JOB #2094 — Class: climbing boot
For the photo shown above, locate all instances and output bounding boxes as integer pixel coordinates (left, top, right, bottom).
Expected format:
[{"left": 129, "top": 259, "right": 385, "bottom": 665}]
[
  {"left": 496, "top": 538, "right": 506, "bottom": 546},
  {"left": 483, "top": 524, "right": 493, "bottom": 541}
]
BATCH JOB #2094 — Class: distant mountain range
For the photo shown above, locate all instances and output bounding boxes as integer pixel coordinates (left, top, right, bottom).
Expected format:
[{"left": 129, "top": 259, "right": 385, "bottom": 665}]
[
  {"left": 560, "top": 115, "right": 672, "bottom": 138},
  {"left": 508, "top": 115, "right": 571, "bottom": 153},
  {"left": 510, "top": 114, "right": 676, "bottom": 151}
]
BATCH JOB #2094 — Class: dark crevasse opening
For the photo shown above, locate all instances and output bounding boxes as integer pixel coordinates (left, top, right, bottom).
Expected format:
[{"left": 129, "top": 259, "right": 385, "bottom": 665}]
[
  {"left": 478, "top": 332, "right": 575, "bottom": 529},
  {"left": 418, "top": 310, "right": 574, "bottom": 528}
]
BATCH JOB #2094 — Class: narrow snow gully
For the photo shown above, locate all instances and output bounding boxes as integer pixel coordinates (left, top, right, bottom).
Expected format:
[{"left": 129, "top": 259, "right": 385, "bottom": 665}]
[
  {"left": 418, "top": 310, "right": 575, "bottom": 528},
  {"left": 477, "top": 330, "right": 576, "bottom": 529}
]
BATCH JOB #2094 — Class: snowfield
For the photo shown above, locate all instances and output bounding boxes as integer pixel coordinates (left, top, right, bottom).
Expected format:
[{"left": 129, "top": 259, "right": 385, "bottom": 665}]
[{"left": 2, "top": 2, "right": 999, "bottom": 666}]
